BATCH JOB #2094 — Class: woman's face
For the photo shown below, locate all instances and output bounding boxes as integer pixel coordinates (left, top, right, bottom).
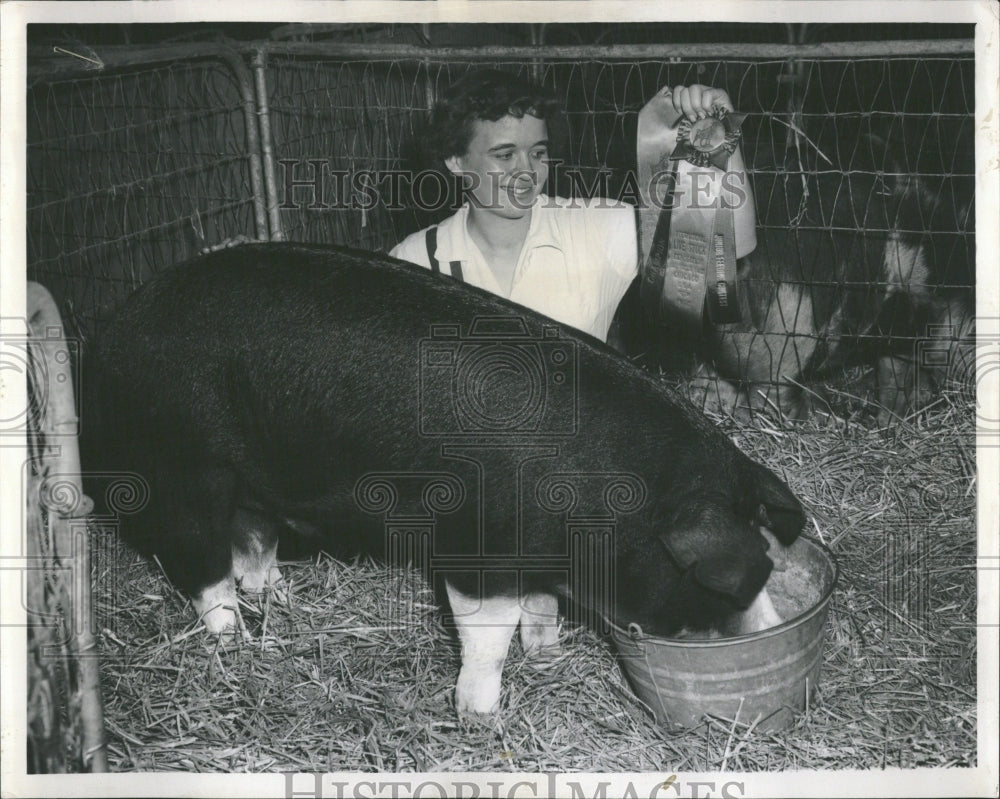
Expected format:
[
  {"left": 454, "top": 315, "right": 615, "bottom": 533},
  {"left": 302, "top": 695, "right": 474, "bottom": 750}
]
[{"left": 446, "top": 114, "right": 549, "bottom": 220}]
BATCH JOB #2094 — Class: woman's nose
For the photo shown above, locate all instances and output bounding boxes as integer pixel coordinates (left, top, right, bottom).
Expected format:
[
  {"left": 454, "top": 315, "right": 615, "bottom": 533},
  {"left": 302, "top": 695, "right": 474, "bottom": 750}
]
[{"left": 513, "top": 150, "right": 533, "bottom": 176}]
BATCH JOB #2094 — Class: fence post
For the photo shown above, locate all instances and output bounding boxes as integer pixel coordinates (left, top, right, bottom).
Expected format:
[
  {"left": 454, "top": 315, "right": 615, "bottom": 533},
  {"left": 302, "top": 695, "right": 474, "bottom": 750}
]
[
  {"left": 252, "top": 46, "right": 285, "bottom": 241},
  {"left": 26, "top": 282, "right": 107, "bottom": 772},
  {"left": 219, "top": 48, "right": 271, "bottom": 243}
]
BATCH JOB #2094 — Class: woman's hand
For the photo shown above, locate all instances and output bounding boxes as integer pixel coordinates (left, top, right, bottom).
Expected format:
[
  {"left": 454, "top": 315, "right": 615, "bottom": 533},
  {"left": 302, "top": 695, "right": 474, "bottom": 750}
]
[{"left": 668, "top": 85, "right": 734, "bottom": 120}]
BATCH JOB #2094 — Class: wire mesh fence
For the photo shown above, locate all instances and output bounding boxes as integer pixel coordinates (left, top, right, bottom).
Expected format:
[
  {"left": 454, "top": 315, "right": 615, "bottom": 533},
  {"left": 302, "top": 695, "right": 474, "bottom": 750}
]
[
  {"left": 27, "top": 54, "right": 265, "bottom": 342},
  {"left": 27, "top": 42, "right": 976, "bottom": 342},
  {"left": 264, "top": 55, "right": 801, "bottom": 249},
  {"left": 20, "top": 32, "right": 978, "bottom": 775},
  {"left": 256, "top": 46, "right": 976, "bottom": 421}
]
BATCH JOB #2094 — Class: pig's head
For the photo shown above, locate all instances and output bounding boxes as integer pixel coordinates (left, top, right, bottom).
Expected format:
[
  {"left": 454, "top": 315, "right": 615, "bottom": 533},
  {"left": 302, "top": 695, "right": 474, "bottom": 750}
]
[{"left": 614, "top": 458, "right": 806, "bottom": 638}]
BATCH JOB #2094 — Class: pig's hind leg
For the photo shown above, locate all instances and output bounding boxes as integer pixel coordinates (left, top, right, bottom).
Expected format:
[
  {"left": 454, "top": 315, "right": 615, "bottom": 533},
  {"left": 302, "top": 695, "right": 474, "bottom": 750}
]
[{"left": 519, "top": 592, "right": 561, "bottom": 654}]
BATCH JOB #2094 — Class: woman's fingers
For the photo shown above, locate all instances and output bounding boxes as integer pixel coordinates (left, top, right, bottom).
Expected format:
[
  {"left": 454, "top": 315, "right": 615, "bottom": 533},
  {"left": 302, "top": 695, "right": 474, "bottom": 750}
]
[{"left": 669, "top": 85, "right": 735, "bottom": 120}]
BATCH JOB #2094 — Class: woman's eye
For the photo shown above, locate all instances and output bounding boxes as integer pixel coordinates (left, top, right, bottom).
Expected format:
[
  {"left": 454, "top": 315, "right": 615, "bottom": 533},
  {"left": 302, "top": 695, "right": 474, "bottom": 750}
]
[{"left": 532, "top": 149, "right": 548, "bottom": 161}]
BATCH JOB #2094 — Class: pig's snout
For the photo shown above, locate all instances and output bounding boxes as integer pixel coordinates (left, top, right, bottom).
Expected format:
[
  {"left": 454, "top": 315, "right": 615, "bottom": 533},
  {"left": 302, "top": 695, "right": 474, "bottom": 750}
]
[{"left": 736, "top": 586, "right": 784, "bottom": 634}]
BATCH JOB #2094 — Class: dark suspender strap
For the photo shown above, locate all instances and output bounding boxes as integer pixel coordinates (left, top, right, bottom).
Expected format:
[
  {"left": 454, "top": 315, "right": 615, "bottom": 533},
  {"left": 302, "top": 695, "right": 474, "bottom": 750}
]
[
  {"left": 425, "top": 227, "right": 440, "bottom": 274},
  {"left": 425, "top": 225, "right": 464, "bottom": 282},
  {"left": 640, "top": 161, "right": 680, "bottom": 324}
]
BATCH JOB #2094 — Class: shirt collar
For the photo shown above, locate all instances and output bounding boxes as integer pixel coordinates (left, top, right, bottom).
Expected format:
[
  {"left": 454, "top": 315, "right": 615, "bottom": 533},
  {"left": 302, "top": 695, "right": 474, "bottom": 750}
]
[{"left": 434, "top": 195, "right": 563, "bottom": 263}]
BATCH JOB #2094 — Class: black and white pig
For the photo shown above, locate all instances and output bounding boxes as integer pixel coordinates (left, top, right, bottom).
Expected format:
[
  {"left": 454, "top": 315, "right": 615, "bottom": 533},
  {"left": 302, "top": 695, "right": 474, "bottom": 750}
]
[
  {"left": 624, "top": 133, "right": 975, "bottom": 424},
  {"left": 95, "top": 242, "right": 805, "bottom": 715}
]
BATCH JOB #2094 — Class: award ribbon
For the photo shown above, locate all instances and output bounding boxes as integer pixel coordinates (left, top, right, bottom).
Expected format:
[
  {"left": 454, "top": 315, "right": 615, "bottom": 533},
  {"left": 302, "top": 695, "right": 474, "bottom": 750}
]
[{"left": 637, "top": 88, "right": 756, "bottom": 329}]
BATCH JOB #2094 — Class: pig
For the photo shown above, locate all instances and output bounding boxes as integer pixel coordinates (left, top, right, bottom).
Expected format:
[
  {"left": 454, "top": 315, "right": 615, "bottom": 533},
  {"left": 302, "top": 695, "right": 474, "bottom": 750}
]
[
  {"left": 95, "top": 242, "right": 805, "bottom": 715},
  {"left": 624, "top": 133, "right": 975, "bottom": 424}
]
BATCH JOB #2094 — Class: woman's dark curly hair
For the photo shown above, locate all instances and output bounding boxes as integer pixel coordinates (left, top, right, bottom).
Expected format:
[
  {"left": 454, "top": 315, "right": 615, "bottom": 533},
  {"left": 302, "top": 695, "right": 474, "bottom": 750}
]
[{"left": 427, "top": 69, "right": 562, "bottom": 164}]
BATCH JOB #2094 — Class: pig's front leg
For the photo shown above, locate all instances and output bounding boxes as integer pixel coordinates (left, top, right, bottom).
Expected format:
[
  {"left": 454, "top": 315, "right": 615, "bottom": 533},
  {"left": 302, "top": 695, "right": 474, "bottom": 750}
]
[{"left": 445, "top": 581, "right": 522, "bottom": 715}]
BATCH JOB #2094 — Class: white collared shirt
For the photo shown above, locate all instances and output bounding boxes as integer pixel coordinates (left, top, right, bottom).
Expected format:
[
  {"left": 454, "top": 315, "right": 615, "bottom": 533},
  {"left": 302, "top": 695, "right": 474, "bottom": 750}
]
[{"left": 389, "top": 195, "right": 639, "bottom": 342}]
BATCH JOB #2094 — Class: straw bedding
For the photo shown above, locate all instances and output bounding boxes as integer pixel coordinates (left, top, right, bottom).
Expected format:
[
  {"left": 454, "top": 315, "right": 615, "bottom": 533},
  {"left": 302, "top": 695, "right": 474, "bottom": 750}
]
[{"left": 94, "top": 379, "right": 977, "bottom": 772}]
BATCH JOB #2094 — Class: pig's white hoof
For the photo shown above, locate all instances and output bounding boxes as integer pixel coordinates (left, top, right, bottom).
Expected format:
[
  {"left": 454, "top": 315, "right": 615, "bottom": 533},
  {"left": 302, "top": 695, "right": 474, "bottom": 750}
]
[
  {"left": 237, "top": 564, "right": 286, "bottom": 596},
  {"left": 199, "top": 603, "right": 238, "bottom": 634},
  {"left": 193, "top": 576, "right": 241, "bottom": 635},
  {"left": 455, "top": 670, "right": 502, "bottom": 716}
]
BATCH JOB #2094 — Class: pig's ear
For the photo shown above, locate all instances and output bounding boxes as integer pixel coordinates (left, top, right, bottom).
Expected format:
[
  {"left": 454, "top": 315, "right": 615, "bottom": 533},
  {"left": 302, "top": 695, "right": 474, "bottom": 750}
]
[
  {"left": 748, "top": 461, "right": 806, "bottom": 544},
  {"left": 659, "top": 508, "right": 773, "bottom": 608}
]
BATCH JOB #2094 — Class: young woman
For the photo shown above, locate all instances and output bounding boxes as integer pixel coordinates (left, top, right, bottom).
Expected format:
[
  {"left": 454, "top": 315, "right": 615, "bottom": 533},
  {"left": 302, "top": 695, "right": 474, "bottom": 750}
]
[{"left": 390, "top": 69, "right": 741, "bottom": 343}]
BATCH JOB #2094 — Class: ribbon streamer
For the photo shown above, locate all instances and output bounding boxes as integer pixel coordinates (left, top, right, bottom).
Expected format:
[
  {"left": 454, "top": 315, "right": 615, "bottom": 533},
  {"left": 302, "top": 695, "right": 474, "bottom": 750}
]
[{"left": 637, "top": 88, "right": 757, "bottom": 329}]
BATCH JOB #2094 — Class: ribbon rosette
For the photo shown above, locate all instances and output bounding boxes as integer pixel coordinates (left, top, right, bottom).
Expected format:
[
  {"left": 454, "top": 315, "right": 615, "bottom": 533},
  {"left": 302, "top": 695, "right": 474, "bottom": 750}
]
[
  {"left": 670, "top": 107, "right": 747, "bottom": 169},
  {"left": 636, "top": 95, "right": 755, "bottom": 329}
]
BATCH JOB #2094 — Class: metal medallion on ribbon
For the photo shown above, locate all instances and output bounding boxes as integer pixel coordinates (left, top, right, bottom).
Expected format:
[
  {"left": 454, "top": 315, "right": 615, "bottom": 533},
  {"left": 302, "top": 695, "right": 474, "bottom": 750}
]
[{"left": 671, "top": 107, "right": 747, "bottom": 169}]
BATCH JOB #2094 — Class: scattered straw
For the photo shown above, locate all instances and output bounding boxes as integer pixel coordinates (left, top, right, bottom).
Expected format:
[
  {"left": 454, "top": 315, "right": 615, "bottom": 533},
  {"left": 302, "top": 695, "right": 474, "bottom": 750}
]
[{"left": 94, "top": 381, "right": 977, "bottom": 772}]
